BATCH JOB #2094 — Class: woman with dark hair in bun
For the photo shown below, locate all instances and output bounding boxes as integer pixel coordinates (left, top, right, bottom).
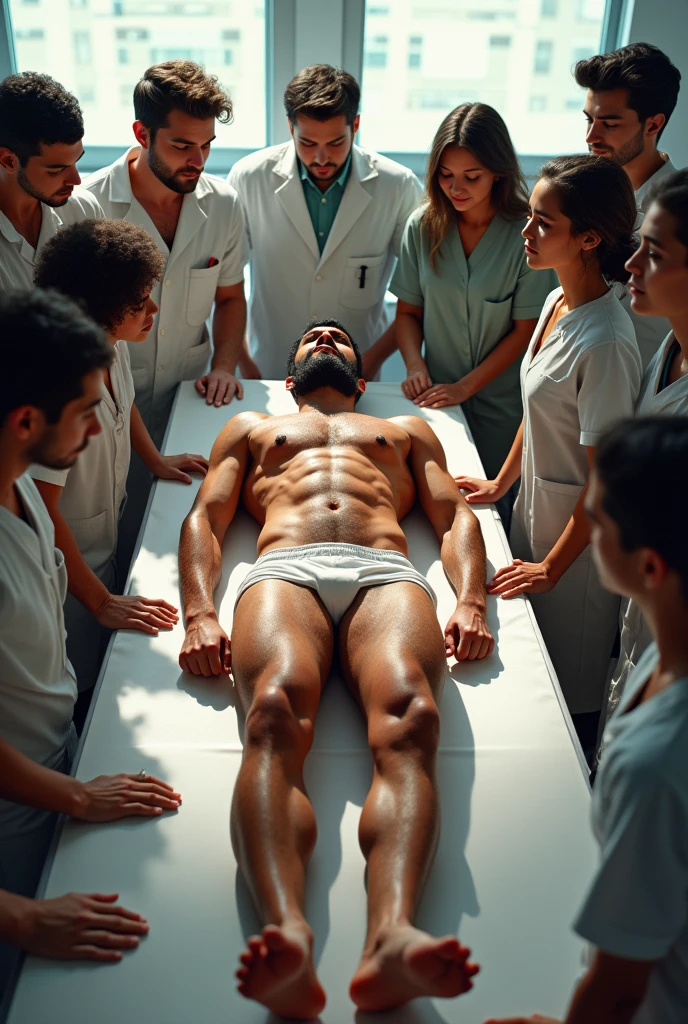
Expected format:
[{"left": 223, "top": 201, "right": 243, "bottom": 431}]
[{"left": 456, "top": 155, "right": 642, "bottom": 755}]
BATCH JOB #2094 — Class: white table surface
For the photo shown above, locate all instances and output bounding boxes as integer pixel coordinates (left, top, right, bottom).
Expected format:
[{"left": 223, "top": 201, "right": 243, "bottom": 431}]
[{"left": 6, "top": 381, "right": 597, "bottom": 1024}]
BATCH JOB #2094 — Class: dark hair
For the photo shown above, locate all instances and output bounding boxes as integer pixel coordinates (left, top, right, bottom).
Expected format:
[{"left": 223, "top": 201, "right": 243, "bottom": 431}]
[
  {"left": 0, "top": 72, "right": 83, "bottom": 165},
  {"left": 287, "top": 318, "right": 362, "bottom": 376},
  {"left": 0, "top": 288, "right": 112, "bottom": 427},
  {"left": 34, "top": 220, "right": 166, "bottom": 334},
  {"left": 575, "top": 43, "right": 681, "bottom": 141},
  {"left": 423, "top": 103, "right": 529, "bottom": 271},
  {"left": 284, "top": 65, "right": 360, "bottom": 126},
  {"left": 646, "top": 167, "right": 688, "bottom": 258},
  {"left": 539, "top": 154, "right": 637, "bottom": 283},
  {"left": 134, "top": 61, "right": 232, "bottom": 138},
  {"left": 596, "top": 417, "right": 688, "bottom": 599}
]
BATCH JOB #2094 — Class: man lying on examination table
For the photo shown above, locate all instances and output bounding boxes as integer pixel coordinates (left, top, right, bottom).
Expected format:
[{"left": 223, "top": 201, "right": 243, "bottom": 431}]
[{"left": 178, "top": 318, "right": 492, "bottom": 1018}]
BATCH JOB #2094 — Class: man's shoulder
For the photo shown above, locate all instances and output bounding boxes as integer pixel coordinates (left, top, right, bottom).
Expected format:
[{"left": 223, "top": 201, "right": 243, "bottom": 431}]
[
  {"left": 355, "top": 146, "right": 421, "bottom": 192},
  {"left": 61, "top": 186, "right": 104, "bottom": 221},
  {"left": 82, "top": 157, "right": 120, "bottom": 195},
  {"left": 197, "top": 172, "right": 242, "bottom": 209},
  {"left": 229, "top": 143, "right": 291, "bottom": 182}
]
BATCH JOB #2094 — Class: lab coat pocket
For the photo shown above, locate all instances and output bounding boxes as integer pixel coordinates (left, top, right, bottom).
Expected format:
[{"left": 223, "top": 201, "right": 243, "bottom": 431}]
[
  {"left": 339, "top": 254, "right": 386, "bottom": 310},
  {"left": 182, "top": 338, "right": 211, "bottom": 380},
  {"left": 186, "top": 265, "right": 221, "bottom": 327},
  {"left": 531, "top": 476, "right": 589, "bottom": 558},
  {"left": 67, "top": 510, "right": 108, "bottom": 562}
]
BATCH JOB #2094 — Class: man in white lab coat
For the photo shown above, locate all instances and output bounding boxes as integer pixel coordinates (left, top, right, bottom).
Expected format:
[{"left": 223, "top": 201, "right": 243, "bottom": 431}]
[
  {"left": 0, "top": 72, "right": 103, "bottom": 290},
  {"left": 575, "top": 43, "right": 682, "bottom": 369},
  {"left": 228, "top": 64, "right": 423, "bottom": 381}
]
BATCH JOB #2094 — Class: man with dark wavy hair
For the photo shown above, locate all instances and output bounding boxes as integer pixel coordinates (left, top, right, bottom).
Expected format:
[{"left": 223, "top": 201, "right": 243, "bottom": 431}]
[{"left": 0, "top": 72, "right": 103, "bottom": 291}]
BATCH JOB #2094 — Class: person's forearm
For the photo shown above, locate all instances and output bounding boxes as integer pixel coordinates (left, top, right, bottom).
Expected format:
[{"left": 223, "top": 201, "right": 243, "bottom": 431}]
[
  {"left": 541, "top": 485, "right": 591, "bottom": 584},
  {"left": 130, "top": 402, "right": 163, "bottom": 474},
  {"left": 211, "top": 296, "right": 247, "bottom": 374},
  {"left": 366, "top": 321, "right": 398, "bottom": 366},
  {"left": 442, "top": 507, "right": 488, "bottom": 609},
  {"left": 494, "top": 422, "right": 524, "bottom": 492},
  {"left": 456, "top": 325, "right": 530, "bottom": 401},
  {"left": 564, "top": 968, "right": 644, "bottom": 1024},
  {"left": 0, "top": 889, "right": 30, "bottom": 945},
  {"left": 396, "top": 310, "right": 425, "bottom": 371},
  {"left": 179, "top": 511, "right": 224, "bottom": 622},
  {"left": 50, "top": 506, "right": 109, "bottom": 614},
  {"left": 0, "top": 738, "right": 83, "bottom": 817}
]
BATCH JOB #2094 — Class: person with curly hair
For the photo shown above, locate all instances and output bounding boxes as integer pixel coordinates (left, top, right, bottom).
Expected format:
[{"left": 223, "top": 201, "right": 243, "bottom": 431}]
[
  {"left": 0, "top": 72, "right": 103, "bottom": 290},
  {"left": 31, "top": 219, "right": 209, "bottom": 711}
]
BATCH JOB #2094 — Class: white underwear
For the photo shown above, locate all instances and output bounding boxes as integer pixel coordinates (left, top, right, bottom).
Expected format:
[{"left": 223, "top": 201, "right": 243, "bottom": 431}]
[{"left": 235, "top": 542, "right": 437, "bottom": 625}]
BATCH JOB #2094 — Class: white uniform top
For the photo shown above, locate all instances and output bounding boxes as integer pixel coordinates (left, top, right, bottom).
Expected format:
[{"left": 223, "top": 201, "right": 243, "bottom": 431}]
[
  {"left": 511, "top": 287, "right": 642, "bottom": 712},
  {"left": 0, "top": 186, "right": 103, "bottom": 290},
  {"left": 85, "top": 148, "right": 248, "bottom": 438},
  {"left": 575, "top": 643, "right": 688, "bottom": 1024},
  {"left": 606, "top": 333, "right": 688, "bottom": 720},
  {"left": 0, "top": 474, "right": 77, "bottom": 829},
  {"left": 28, "top": 340, "right": 135, "bottom": 580},
  {"left": 228, "top": 142, "right": 423, "bottom": 379}
]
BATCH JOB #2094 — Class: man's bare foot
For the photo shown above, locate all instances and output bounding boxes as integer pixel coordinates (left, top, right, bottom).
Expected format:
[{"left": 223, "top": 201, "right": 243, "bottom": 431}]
[
  {"left": 235, "top": 922, "right": 326, "bottom": 1020},
  {"left": 349, "top": 924, "right": 479, "bottom": 1012}
]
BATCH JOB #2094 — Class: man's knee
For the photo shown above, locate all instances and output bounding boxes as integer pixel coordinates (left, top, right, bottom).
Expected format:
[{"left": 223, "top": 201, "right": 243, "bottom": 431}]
[
  {"left": 369, "top": 687, "right": 440, "bottom": 762},
  {"left": 244, "top": 674, "right": 319, "bottom": 755}
]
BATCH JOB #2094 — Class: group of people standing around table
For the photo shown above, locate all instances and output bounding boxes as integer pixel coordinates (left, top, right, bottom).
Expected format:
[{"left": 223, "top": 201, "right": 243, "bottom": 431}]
[{"left": 0, "top": 32, "right": 687, "bottom": 1024}]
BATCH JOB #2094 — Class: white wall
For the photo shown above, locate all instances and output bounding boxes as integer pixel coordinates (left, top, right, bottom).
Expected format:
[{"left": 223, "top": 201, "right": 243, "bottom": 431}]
[{"left": 626, "top": 0, "right": 688, "bottom": 168}]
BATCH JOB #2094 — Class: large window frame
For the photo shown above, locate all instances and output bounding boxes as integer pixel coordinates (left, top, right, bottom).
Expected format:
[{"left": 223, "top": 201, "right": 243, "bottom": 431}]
[{"left": 0, "top": 0, "right": 628, "bottom": 177}]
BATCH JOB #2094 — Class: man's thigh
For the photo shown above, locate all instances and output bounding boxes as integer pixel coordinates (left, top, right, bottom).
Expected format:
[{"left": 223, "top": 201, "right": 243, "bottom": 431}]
[
  {"left": 231, "top": 579, "right": 334, "bottom": 714},
  {"left": 338, "top": 582, "right": 447, "bottom": 714}
]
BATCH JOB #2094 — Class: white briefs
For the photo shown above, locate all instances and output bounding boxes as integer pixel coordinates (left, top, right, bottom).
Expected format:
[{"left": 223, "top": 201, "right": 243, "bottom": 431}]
[{"left": 235, "top": 542, "right": 437, "bottom": 625}]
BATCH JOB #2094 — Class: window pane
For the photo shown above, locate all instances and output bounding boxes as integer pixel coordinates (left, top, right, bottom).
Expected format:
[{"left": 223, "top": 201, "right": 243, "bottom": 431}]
[
  {"left": 360, "top": 0, "right": 606, "bottom": 155},
  {"left": 8, "top": 0, "right": 266, "bottom": 150}
]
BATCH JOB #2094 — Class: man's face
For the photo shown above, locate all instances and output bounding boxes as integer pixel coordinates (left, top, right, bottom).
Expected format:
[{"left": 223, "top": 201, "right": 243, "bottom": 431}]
[
  {"left": 586, "top": 471, "right": 638, "bottom": 598},
  {"left": 14, "top": 140, "right": 84, "bottom": 207},
  {"left": 141, "top": 110, "right": 215, "bottom": 195},
  {"left": 583, "top": 88, "right": 650, "bottom": 166},
  {"left": 289, "top": 114, "right": 359, "bottom": 187},
  {"left": 27, "top": 368, "right": 103, "bottom": 470},
  {"left": 625, "top": 201, "right": 688, "bottom": 319},
  {"left": 287, "top": 325, "right": 363, "bottom": 401}
]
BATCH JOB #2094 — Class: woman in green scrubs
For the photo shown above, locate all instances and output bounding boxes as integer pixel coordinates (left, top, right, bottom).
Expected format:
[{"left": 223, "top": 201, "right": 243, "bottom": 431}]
[{"left": 392, "top": 102, "right": 555, "bottom": 480}]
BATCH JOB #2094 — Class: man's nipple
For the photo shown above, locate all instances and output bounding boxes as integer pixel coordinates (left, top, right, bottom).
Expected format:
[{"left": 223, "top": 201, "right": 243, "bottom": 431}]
[
  {"left": 376, "top": 435, "right": 387, "bottom": 446},
  {"left": 275, "top": 434, "right": 287, "bottom": 446}
]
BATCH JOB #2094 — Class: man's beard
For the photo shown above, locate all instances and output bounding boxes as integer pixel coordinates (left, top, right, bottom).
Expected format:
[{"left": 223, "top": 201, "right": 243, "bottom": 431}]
[
  {"left": 590, "top": 125, "right": 645, "bottom": 167},
  {"left": 27, "top": 432, "right": 89, "bottom": 470},
  {"left": 17, "top": 167, "right": 70, "bottom": 207},
  {"left": 290, "top": 351, "right": 360, "bottom": 400},
  {"left": 147, "top": 144, "right": 201, "bottom": 195}
]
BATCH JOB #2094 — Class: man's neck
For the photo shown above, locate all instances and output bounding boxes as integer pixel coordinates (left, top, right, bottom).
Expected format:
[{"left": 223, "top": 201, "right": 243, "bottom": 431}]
[
  {"left": 624, "top": 146, "right": 666, "bottom": 194},
  {"left": 297, "top": 389, "right": 358, "bottom": 415},
  {"left": 640, "top": 590, "right": 688, "bottom": 688},
  {"left": 0, "top": 440, "right": 29, "bottom": 516},
  {"left": 129, "top": 148, "right": 182, "bottom": 210},
  {"left": 0, "top": 177, "right": 43, "bottom": 243}
]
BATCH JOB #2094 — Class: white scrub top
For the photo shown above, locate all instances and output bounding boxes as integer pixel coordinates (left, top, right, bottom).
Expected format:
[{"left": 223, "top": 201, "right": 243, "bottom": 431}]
[
  {"left": 605, "top": 333, "right": 688, "bottom": 724},
  {"left": 0, "top": 474, "right": 77, "bottom": 830},
  {"left": 29, "top": 340, "right": 135, "bottom": 580},
  {"left": 85, "top": 147, "right": 248, "bottom": 440},
  {"left": 575, "top": 643, "right": 688, "bottom": 1024},
  {"left": 0, "top": 186, "right": 103, "bottom": 291},
  {"left": 510, "top": 287, "right": 642, "bottom": 714},
  {"left": 228, "top": 142, "right": 423, "bottom": 379}
]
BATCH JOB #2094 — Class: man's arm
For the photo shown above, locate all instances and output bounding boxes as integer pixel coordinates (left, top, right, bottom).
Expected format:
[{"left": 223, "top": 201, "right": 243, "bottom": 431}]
[
  {"left": 399, "top": 415, "right": 494, "bottom": 661},
  {"left": 178, "top": 411, "right": 262, "bottom": 676},
  {"left": 361, "top": 320, "right": 397, "bottom": 381},
  {"left": 195, "top": 283, "right": 247, "bottom": 407}
]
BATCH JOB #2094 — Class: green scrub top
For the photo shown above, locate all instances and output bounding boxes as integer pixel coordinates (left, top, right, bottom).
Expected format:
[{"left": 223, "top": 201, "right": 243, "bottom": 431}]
[{"left": 390, "top": 204, "right": 556, "bottom": 477}]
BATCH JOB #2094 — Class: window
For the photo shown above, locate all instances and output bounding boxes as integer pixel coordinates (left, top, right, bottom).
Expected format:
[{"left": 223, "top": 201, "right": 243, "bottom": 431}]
[
  {"left": 489, "top": 35, "right": 511, "bottom": 48},
  {"left": 572, "top": 46, "right": 595, "bottom": 65},
  {"left": 565, "top": 97, "right": 582, "bottom": 110},
  {"left": 540, "top": 0, "right": 557, "bottom": 15},
  {"left": 577, "top": 0, "right": 605, "bottom": 19},
  {"left": 408, "top": 35, "right": 422, "bottom": 70},
  {"left": 8, "top": 0, "right": 267, "bottom": 151},
  {"left": 529, "top": 95, "right": 547, "bottom": 112},
  {"left": 364, "top": 35, "right": 389, "bottom": 70},
  {"left": 533, "top": 40, "right": 553, "bottom": 74}
]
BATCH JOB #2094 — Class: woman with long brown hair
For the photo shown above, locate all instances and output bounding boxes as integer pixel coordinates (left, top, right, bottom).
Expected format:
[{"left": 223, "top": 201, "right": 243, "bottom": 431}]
[{"left": 391, "top": 102, "right": 554, "bottom": 488}]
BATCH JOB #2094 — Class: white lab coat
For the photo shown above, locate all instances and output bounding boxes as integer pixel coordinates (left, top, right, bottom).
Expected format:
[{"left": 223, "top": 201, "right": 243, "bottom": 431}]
[
  {"left": 85, "top": 147, "right": 248, "bottom": 441},
  {"left": 228, "top": 142, "right": 423, "bottom": 379},
  {"left": 0, "top": 186, "right": 103, "bottom": 290},
  {"left": 510, "top": 288, "right": 642, "bottom": 714}
]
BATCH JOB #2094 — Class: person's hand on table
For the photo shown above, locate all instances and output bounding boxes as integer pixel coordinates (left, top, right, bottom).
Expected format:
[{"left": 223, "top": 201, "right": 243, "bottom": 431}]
[
  {"left": 485, "top": 1016, "right": 562, "bottom": 1024},
  {"left": 154, "top": 452, "right": 209, "bottom": 485},
  {"left": 445, "top": 602, "right": 494, "bottom": 661},
  {"left": 14, "top": 892, "right": 149, "bottom": 963},
  {"left": 488, "top": 560, "right": 557, "bottom": 600},
  {"left": 72, "top": 773, "right": 181, "bottom": 822},
  {"left": 195, "top": 369, "right": 244, "bottom": 406},
  {"left": 402, "top": 367, "right": 433, "bottom": 400},
  {"left": 93, "top": 594, "right": 179, "bottom": 635},
  {"left": 179, "top": 614, "right": 231, "bottom": 677},
  {"left": 415, "top": 379, "right": 470, "bottom": 409},
  {"left": 455, "top": 475, "right": 506, "bottom": 504}
]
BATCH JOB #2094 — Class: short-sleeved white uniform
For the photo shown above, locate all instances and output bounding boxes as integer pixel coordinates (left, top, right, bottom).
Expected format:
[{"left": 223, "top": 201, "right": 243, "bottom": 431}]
[
  {"left": 29, "top": 340, "right": 135, "bottom": 690},
  {"left": 575, "top": 643, "right": 688, "bottom": 1023},
  {"left": 86, "top": 147, "right": 248, "bottom": 440},
  {"left": 0, "top": 186, "right": 103, "bottom": 290},
  {"left": 510, "top": 287, "right": 642, "bottom": 713}
]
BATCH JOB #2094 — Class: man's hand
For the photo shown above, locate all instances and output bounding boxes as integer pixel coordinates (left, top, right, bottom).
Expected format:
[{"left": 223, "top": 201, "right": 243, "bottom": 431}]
[
  {"left": 93, "top": 594, "right": 179, "bottom": 634},
  {"left": 455, "top": 475, "right": 506, "bottom": 504},
  {"left": 402, "top": 367, "right": 433, "bottom": 400},
  {"left": 179, "top": 614, "right": 231, "bottom": 677},
  {"left": 73, "top": 774, "right": 181, "bottom": 822},
  {"left": 17, "top": 892, "right": 149, "bottom": 963},
  {"left": 485, "top": 1016, "right": 561, "bottom": 1024},
  {"left": 415, "top": 380, "right": 470, "bottom": 409},
  {"left": 445, "top": 602, "right": 494, "bottom": 661},
  {"left": 195, "top": 369, "right": 244, "bottom": 407},
  {"left": 154, "top": 453, "right": 209, "bottom": 485},
  {"left": 488, "top": 560, "right": 557, "bottom": 600}
]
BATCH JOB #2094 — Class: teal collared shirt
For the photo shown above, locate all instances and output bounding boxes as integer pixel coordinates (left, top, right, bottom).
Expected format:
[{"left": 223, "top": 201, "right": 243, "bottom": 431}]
[{"left": 299, "top": 153, "right": 352, "bottom": 254}]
